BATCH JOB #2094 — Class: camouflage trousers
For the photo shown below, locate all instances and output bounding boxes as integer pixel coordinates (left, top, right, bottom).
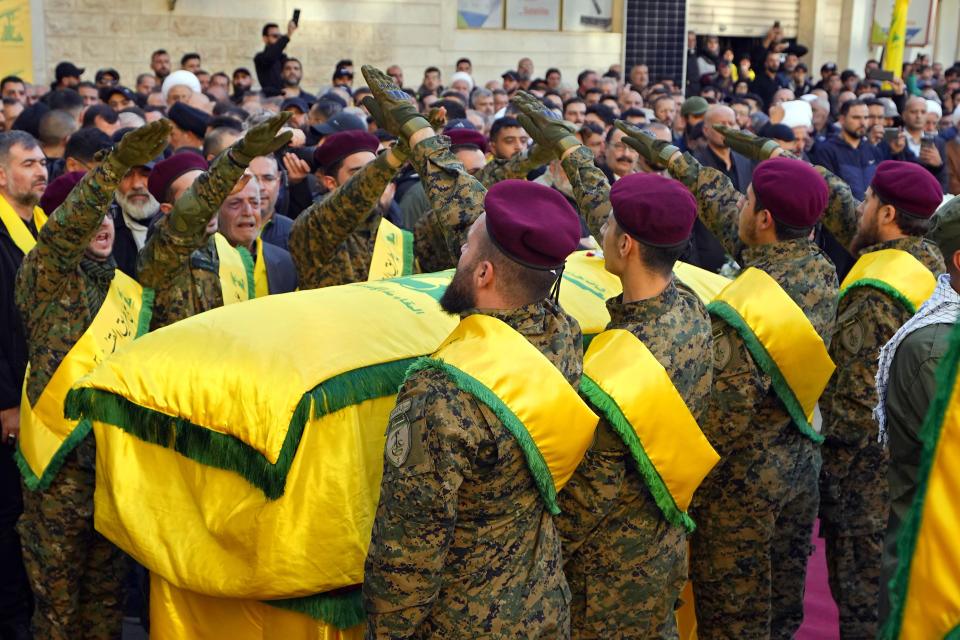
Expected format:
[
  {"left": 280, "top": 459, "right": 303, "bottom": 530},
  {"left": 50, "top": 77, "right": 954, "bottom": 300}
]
[
  {"left": 819, "top": 438, "right": 888, "bottom": 640},
  {"left": 17, "top": 434, "right": 125, "bottom": 640},
  {"left": 557, "top": 449, "right": 686, "bottom": 639},
  {"left": 689, "top": 436, "right": 820, "bottom": 640}
]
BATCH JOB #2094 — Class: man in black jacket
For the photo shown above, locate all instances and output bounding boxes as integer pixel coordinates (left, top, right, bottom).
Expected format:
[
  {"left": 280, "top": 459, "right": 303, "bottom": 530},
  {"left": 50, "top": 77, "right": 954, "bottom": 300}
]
[
  {"left": 0, "top": 130, "right": 46, "bottom": 640},
  {"left": 254, "top": 20, "right": 298, "bottom": 96}
]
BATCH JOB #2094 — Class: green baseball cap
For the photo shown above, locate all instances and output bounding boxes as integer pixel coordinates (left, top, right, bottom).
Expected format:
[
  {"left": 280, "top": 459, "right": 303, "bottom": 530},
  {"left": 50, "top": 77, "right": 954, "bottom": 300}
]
[
  {"left": 681, "top": 96, "right": 709, "bottom": 117},
  {"left": 930, "top": 195, "right": 960, "bottom": 262}
]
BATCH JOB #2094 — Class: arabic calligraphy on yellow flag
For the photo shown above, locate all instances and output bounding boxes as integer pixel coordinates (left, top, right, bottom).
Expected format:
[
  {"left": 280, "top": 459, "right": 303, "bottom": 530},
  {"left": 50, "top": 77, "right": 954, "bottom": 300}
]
[{"left": 0, "top": 0, "right": 32, "bottom": 83}]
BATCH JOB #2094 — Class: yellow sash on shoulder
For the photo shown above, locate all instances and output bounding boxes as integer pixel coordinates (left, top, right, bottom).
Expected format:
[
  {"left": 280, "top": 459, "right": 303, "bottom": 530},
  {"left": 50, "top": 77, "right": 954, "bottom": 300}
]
[
  {"left": 16, "top": 271, "right": 149, "bottom": 490},
  {"left": 254, "top": 237, "right": 269, "bottom": 297},
  {"left": 214, "top": 232, "right": 254, "bottom": 303},
  {"left": 368, "top": 218, "right": 413, "bottom": 281},
  {"left": 839, "top": 248, "right": 937, "bottom": 313},
  {"left": 708, "top": 267, "right": 835, "bottom": 443},
  {"left": 0, "top": 196, "right": 46, "bottom": 255},
  {"left": 884, "top": 320, "right": 960, "bottom": 640},
  {"left": 410, "top": 314, "right": 598, "bottom": 514},
  {"left": 581, "top": 330, "right": 719, "bottom": 532}
]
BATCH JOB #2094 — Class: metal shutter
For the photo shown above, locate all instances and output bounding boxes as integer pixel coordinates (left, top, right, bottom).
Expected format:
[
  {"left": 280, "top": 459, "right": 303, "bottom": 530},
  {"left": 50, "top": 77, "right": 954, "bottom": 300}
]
[{"left": 687, "top": 0, "right": 801, "bottom": 38}]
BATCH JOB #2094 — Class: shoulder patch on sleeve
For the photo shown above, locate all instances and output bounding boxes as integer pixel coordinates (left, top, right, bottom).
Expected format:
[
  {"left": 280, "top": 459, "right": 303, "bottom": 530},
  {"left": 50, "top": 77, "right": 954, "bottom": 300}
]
[
  {"left": 713, "top": 329, "right": 732, "bottom": 371},
  {"left": 384, "top": 395, "right": 426, "bottom": 468},
  {"left": 839, "top": 314, "right": 865, "bottom": 355}
]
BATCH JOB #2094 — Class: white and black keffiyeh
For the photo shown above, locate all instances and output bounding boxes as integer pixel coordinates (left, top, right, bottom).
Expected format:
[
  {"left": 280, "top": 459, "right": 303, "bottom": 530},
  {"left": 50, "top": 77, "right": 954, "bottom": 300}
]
[{"left": 875, "top": 273, "right": 960, "bottom": 445}]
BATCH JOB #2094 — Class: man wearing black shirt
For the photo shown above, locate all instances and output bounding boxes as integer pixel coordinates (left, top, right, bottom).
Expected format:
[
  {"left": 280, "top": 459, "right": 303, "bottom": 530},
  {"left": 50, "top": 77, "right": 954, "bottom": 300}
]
[{"left": 254, "top": 20, "right": 298, "bottom": 96}]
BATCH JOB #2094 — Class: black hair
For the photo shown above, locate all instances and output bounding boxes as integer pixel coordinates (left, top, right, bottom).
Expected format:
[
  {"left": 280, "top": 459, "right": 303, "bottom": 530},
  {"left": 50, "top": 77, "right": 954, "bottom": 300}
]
[
  {"left": 424, "top": 66, "right": 440, "bottom": 75},
  {"left": 620, "top": 108, "right": 646, "bottom": 120},
  {"left": 151, "top": 49, "right": 168, "bottom": 58},
  {"left": 262, "top": 23, "right": 279, "bottom": 36},
  {"left": 81, "top": 104, "right": 118, "bottom": 128},
  {"left": 545, "top": 67, "right": 561, "bottom": 78},
  {"left": 434, "top": 99, "right": 466, "bottom": 120},
  {"left": 0, "top": 76, "right": 23, "bottom": 91},
  {"left": 838, "top": 98, "right": 866, "bottom": 116},
  {"left": 490, "top": 116, "right": 522, "bottom": 141},
  {"left": 456, "top": 57, "right": 471, "bottom": 67},
  {"left": 875, "top": 194, "right": 933, "bottom": 236},
  {"left": 577, "top": 70, "right": 596, "bottom": 86},
  {"left": 584, "top": 87, "right": 603, "bottom": 97},
  {"left": 181, "top": 53, "right": 201, "bottom": 66},
  {"left": 586, "top": 103, "right": 615, "bottom": 127},
  {"left": 43, "top": 88, "right": 85, "bottom": 112},
  {"left": 62, "top": 127, "right": 112, "bottom": 162}
]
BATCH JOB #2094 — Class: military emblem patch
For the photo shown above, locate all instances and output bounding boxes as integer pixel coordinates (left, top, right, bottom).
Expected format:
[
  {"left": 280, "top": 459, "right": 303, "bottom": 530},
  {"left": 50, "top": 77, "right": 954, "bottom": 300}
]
[
  {"left": 713, "top": 333, "right": 732, "bottom": 370},
  {"left": 840, "top": 318, "right": 864, "bottom": 354},
  {"left": 385, "top": 400, "right": 412, "bottom": 467}
]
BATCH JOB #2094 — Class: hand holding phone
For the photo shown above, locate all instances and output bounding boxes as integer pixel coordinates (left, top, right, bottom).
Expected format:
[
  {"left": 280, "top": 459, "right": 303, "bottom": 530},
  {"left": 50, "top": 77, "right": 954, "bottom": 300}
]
[
  {"left": 292, "top": 9, "right": 300, "bottom": 26},
  {"left": 868, "top": 68, "right": 895, "bottom": 82},
  {"left": 883, "top": 127, "right": 899, "bottom": 144}
]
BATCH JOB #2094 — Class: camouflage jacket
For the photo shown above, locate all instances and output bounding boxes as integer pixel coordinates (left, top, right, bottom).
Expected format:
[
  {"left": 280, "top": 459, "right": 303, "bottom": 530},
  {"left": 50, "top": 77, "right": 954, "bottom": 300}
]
[
  {"left": 409, "top": 135, "right": 486, "bottom": 274},
  {"left": 820, "top": 235, "right": 944, "bottom": 450},
  {"left": 666, "top": 152, "right": 839, "bottom": 456},
  {"left": 399, "top": 146, "right": 551, "bottom": 238},
  {"left": 474, "top": 146, "right": 550, "bottom": 188},
  {"left": 289, "top": 152, "right": 398, "bottom": 288},
  {"left": 559, "top": 145, "right": 610, "bottom": 240},
  {"left": 557, "top": 284, "right": 712, "bottom": 547},
  {"left": 15, "top": 161, "right": 125, "bottom": 404},
  {"left": 136, "top": 151, "right": 247, "bottom": 329},
  {"left": 363, "top": 299, "right": 583, "bottom": 639}
]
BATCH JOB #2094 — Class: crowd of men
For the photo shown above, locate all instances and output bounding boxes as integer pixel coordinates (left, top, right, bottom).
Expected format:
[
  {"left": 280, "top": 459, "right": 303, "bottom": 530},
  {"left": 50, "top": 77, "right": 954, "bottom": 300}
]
[{"left": 0, "top": 17, "right": 959, "bottom": 640}]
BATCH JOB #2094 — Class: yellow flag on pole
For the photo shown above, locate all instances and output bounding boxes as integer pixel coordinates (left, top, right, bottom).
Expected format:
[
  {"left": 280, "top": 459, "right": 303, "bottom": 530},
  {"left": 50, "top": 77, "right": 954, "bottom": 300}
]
[{"left": 883, "top": 0, "right": 910, "bottom": 79}]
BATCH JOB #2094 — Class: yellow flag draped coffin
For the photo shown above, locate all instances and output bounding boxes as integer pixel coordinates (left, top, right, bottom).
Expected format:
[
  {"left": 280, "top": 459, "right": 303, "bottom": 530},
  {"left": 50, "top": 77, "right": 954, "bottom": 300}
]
[{"left": 66, "top": 253, "right": 730, "bottom": 633}]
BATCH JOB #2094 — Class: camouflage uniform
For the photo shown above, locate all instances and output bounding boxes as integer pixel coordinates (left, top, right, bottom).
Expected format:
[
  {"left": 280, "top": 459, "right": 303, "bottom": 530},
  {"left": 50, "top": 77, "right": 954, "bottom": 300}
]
[
  {"left": 553, "top": 143, "right": 713, "bottom": 638},
  {"left": 409, "top": 135, "right": 488, "bottom": 273},
  {"left": 813, "top": 169, "right": 944, "bottom": 639},
  {"left": 668, "top": 152, "right": 839, "bottom": 639},
  {"left": 363, "top": 300, "right": 582, "bottom": 639},
  {"left": 399, "top": 145, "right": 552, "bottom": 233},
  {"left": 136, "top": 150, "right": 248, "bottom": 329},
  {"left": 289, "top": 152, "right": 399, "bottom": 288},
  {"left": 15, "top": 162, "right": 130, "bottom": 640}
]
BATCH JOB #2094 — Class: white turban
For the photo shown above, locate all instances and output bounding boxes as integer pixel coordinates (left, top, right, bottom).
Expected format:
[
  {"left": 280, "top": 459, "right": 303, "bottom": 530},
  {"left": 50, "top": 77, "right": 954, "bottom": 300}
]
[
  {"left": 450, "top": 71, "right": 474, "bottom": 91},
  {"left": 161, "top": 70, "right": 201, "bottom": 102},
  {"left": 780, "top": 100, "right": 813, "bottom": 129},
  {"left": 926, "top": 99, "right": 943, "bottom": 118}
]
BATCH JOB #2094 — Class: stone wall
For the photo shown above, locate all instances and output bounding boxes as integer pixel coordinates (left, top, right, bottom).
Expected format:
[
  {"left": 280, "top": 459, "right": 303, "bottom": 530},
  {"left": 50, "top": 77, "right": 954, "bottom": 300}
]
[{"left": 36, "top": 0, "right": 624, "bottom": 94}]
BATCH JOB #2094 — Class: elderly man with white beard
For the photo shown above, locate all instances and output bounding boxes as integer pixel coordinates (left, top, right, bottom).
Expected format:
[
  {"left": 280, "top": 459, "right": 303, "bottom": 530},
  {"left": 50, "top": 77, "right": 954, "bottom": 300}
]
[{"left": 110, "top": 160, "right": 161, "bottom": 277}]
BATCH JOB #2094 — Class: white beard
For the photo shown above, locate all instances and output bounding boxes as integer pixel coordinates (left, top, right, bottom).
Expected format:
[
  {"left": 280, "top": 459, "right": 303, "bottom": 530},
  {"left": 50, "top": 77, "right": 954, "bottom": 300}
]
[{"left": 116, "top": 190, "right": 160, "bottom": 223}]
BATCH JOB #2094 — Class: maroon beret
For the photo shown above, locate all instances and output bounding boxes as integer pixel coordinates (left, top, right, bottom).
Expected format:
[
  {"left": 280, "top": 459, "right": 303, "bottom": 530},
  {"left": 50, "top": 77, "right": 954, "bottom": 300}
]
[
  {"left": 752, "top": 157, "right": 827, "bottom": 228},
  {"left": 870, "top": 160, "right": 943, "bottom": 218},
  {"left": 447, "top": 129, "right": 489, "bottom": 155},
  {"left": 313, "top": 130, "right": 379, "bottom": 174},
  {"left": 40, "top": 171, "right": 86, "bottom": 215},
  {"left": 609, "top": 173, "right": 697, "bottom": 247},
  {"left": 147, "top": 152, "right": 208, "bottom": 204},
  {"left": 483, "top": 180, "right": 581, "bottom": 269}
]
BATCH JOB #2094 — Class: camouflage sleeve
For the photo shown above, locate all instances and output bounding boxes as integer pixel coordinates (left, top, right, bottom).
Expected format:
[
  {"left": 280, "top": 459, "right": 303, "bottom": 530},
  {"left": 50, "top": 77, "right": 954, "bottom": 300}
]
[
  {"left": 776, "top": 150, "right": 859, "bottom": 248},
  {"left": 473, "top": 147, "right": 546, "bottom": 189},
  {"left": 363, "top": 369, "right": 479, "bottom": 637},
  {"left": 289, "top": 152, "right": 397, "bottom": 288},
  {"left": 812, "top": 165, "right": 860, "bottom": 248},
  {"left": 137, "top": 151, "right": 246, "bottom": 286},
  {"left": 559, "top": 145, "right": 611, "bottom": 239},
  {"left": 668, "top": 152, "right": 743, "bottom": 257},
  {"left": 703, "top": 319, "right": 767, "bottom": 459},
  {"left": 32, "top": 159, "right": 125, "bottom": 275},
  {"left": 411, "top": 135, "right": 486, "bottom": 273}
]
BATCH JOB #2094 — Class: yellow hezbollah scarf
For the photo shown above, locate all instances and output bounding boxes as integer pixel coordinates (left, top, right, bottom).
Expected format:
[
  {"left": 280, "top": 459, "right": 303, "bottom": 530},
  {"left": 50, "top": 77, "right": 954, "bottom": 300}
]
[
  {"left": 16, "top": 270, "right": 149, "bottom": 490},
  {"left": 64, "top": 253, "right": 622, "bottom": 628},
  {"left": 708, "top": 267, "right": 835, "bottom": 443},
  {"left": 840, "top": 248, "right": 938, "bottom": 314},
  {"left": 408, "top": 314, "right": 598, "bottom": 513},
  {"left": 214, "top": 232, "right": 254, "bottom": 302},
  {"left": 0, "top": 196, "right": 46, "bottom": 255},
  {"left": 883, "top": 320, "right": 960, "bottom": 640},
  {"left": 581, "top": 329, "right": 719, "bottom": 532},
  {"left": 368, "top": 218, "right": 413, "bottom": 280}
]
